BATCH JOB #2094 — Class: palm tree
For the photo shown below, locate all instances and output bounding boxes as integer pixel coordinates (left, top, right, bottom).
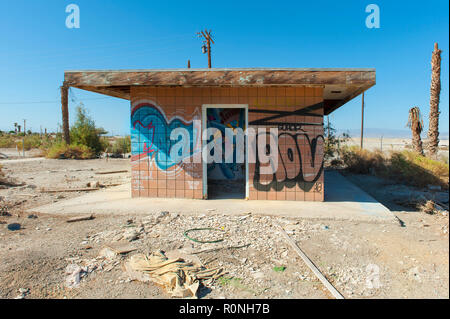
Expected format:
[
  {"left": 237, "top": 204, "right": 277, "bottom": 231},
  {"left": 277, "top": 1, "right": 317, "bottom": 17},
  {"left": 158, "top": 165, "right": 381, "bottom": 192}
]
[
  {"left": 407, "top": 106, "right": 424, "bottom": 155},
  {"left": 13, "top": 122, "right": 17, "bottom": 133},
  {"left": 427, "top": 43, "right": 442, "bottom": 158}
]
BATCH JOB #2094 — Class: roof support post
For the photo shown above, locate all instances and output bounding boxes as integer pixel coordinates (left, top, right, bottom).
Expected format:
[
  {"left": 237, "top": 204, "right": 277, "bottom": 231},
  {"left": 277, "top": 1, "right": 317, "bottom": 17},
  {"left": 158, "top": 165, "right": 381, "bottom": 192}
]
[
  {"left": 61, "top": 84, "right": 70, "bottom": 145},
  {"left": 360, "top": 92, "right": 365, "bottom": 149}
]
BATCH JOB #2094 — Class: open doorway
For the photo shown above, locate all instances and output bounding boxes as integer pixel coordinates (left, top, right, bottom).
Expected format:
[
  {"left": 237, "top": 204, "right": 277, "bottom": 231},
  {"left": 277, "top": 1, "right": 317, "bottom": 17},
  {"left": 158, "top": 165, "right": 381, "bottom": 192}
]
[{"left": 202, "top": 104, "right": 249, "bottom": 199}]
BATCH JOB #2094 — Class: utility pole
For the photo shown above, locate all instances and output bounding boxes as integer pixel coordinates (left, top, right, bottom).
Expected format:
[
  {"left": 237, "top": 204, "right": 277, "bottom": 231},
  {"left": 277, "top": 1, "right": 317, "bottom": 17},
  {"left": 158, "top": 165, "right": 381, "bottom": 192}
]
[
  {"left": 360, "top": 92, "right": 365, "bottom": 149},
  {"left": 197, "top": 29, "right": 214, "bottom": 68}
]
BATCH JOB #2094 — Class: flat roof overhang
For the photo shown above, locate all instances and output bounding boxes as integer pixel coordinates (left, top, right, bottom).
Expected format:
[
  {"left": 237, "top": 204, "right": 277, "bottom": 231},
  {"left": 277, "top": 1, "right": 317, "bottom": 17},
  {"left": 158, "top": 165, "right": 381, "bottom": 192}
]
[{"left": 64, "top": 68, "right": 375, "bottom": 115}]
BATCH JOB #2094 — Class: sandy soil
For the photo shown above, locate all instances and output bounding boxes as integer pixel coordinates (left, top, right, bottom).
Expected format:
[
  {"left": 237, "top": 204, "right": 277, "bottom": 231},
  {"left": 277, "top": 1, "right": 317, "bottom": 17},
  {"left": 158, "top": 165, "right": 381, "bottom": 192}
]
[{"left": 0, "top": 154, "right": 448, "bottom": 299}]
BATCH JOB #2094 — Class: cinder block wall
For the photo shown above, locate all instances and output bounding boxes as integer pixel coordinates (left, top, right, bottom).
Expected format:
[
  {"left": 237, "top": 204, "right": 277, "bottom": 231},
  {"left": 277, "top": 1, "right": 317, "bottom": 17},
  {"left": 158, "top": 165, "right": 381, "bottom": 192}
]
[{"left": 130, "top": 86, "right": 324, "bottom": 201}]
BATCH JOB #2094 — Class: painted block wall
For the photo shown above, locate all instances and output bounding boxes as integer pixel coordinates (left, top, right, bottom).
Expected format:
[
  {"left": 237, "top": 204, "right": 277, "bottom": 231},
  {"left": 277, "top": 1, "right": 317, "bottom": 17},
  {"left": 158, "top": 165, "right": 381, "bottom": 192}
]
[{"left": 130, "top": 86, "right": 324, "bottom": 201}]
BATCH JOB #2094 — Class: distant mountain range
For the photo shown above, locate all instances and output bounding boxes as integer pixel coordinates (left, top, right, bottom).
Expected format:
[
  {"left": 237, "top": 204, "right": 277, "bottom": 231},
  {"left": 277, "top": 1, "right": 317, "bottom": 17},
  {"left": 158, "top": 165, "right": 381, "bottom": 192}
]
[{"left": 336, "top": 128, "right": 449, "bottom": 139}]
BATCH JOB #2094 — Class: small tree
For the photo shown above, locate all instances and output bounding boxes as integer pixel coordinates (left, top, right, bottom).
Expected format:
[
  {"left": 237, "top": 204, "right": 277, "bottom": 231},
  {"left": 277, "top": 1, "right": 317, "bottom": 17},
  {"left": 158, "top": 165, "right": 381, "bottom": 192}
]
[
  {"left": 70, "top": 103, "right": 104, "bottom": 155},
  {"left": 324, "top": 120, "right": 350, "bottom": 160},
  {"left": 407, "top": 106, "right": 424, "bottom": 155}
]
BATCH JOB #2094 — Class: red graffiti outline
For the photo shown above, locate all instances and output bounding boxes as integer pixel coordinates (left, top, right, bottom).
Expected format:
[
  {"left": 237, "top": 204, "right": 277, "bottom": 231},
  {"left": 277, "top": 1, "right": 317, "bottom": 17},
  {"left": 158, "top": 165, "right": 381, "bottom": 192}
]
[{"left": 133, "top": 120, "right": 156, "bottom": 155}]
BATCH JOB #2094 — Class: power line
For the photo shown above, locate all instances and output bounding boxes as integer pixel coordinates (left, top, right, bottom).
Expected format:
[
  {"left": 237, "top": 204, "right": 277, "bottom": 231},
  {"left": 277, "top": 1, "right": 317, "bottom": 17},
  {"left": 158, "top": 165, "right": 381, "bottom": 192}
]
[
  {"left": 0, "top": 34, "right": 192, "bottom": 58},
  {"left": 0, "top": 97, "right": 113, "bottom": 105}
]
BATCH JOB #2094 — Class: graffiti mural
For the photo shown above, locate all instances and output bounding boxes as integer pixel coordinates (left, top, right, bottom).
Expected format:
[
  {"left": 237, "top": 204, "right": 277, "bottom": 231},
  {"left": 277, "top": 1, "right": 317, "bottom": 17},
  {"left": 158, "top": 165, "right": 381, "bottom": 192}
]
[
  {"left": 206, "top": 108, "right": 245, "bottom": 180},
  {"left": 253, "top": 131, "right": 324, "bottom": 192},
  {"left": 250, "top": 103, "right": 324, "bottom": 192},
  {"left": 131, "top": 101, "right": 201, "bottom": 172}
]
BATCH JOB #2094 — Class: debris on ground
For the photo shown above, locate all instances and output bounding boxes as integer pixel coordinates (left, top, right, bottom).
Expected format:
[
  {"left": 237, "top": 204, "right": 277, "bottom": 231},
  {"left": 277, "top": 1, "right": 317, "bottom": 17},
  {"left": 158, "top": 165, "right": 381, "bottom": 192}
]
[
  {"left": 95, "top": 170, "right": 129, "bottom": 175},
  {"left": 86, "top": 181, "right": 101, "bottom": 188},
  {"left": 66, "top": 214, "right": 95, "bottom": 223},
  {"left": 104, "top": 242, "right": 137, "bottom": 255},
  {"left": 7, "top": 223, "right": 21, "bottom": 231},
  {"left": 0, "top": 158, "right": 448, "bottom": 299},
  {"left": 419, "top": 200, "right": 438, "bottom": 215},
  {"left": 0, "top": 205, "right": 10, "bottom": 216},
  {"left": 14, "top": 288, "right": 30, "bottom": 299},
  {"left": 125, "top": 251, "right": 225, "bottom": 298},
  {"left": 273, "top": 266, "right": 286, "bottom": 272},
  {"left": 183, "top": 227, "right": 225, "bottom": 244},
  {"left": 41, "top": 187, "right": 100, "bottom": 193},
  {"left": 65, "top": 264, "right": 88, "bottom": 289}
]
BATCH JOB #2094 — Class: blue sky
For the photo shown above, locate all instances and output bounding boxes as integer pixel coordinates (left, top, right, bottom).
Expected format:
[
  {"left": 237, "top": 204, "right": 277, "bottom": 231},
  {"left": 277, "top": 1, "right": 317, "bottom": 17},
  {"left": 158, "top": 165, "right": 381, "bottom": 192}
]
[{"left": 0, "top": 0, "right": 448, "bottom": 136}]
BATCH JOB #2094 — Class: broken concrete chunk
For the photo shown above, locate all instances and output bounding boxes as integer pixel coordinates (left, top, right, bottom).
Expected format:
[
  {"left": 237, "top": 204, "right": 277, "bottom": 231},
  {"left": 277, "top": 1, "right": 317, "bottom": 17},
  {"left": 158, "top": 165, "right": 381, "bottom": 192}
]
[
  {"left": 99, "top": 247, "right": 117, "bottom": 260},
  {"left": 65, "top": 264, "right": 87, "bottom": 289},
  {"left": 124, "top": 229, "right": 140, "bottom": 242}
]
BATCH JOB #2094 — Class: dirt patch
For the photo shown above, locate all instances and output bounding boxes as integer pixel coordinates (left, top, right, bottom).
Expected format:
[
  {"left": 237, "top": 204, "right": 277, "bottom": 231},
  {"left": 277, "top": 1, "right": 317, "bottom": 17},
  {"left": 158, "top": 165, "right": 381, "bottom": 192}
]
[{"left": 0, "top": 157, "right": 448, "bottom": 299}]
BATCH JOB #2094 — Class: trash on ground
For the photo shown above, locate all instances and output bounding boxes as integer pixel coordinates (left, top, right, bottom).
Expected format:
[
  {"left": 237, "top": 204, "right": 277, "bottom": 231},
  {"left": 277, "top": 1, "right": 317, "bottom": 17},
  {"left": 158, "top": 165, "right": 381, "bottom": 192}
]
[
  {"left": 124, "top": 250, "right": 224, "bottom": 298},
  {"left": 66, "top": 214, "right": 95, "bottom": 223},
  {"left": 183, "top": 227, "right": 225, "bottom": 244},
  {"left": 273, "top": 266, "right": 287, "bottom": 272},
  {"left": 95, "top": 170, "right": 128, "bottom": 175},
  {"left": 7, "top": 223, "right": 21, "bottom": 231},
  {"left": 41, "top": 187, "right": 100, "bottom": 193}
]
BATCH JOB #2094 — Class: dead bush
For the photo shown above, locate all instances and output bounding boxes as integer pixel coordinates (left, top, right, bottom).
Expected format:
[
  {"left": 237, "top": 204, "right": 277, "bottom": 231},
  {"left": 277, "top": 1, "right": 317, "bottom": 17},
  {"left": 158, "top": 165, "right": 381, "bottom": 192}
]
[
  {"left": 45, "top": 143, "right": 95, "bottom": 159},
  {"left": 418, "top": 200, "right": 437, "bottom": 214},
  {"left": 0, "top": 135, "right": 15, "bottom": 148},
  {"left": 341, "top": 148, "right": 449, "bottom": 190},
  {"left": 341, "top": 146, "right": 386, "bottom": 174},
  {"left": 387, "top": 151, "right": 448, "bottom": 189}
]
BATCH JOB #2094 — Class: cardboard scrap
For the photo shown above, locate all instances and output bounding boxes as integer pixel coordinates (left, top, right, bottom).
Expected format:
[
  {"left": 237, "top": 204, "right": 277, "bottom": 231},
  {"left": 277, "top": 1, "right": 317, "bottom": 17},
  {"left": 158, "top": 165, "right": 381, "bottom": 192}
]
[{"left": 125, "top": 251, "right": 224, "bottom": 298}]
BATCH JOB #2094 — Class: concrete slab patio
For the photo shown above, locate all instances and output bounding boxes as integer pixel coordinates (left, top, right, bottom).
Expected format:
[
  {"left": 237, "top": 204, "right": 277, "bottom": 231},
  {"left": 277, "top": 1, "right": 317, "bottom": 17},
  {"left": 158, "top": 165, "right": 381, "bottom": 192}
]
[{"left": 30, "top": 170, "right": 395, "bottom": 223}]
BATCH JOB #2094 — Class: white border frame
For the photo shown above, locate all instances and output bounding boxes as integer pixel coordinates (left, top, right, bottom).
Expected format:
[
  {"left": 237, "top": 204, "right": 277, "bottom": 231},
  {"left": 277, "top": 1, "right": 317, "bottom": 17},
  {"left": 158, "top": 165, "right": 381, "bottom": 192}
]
[{"left": 202, "top": 104, "right": 249, "bottom": 200}]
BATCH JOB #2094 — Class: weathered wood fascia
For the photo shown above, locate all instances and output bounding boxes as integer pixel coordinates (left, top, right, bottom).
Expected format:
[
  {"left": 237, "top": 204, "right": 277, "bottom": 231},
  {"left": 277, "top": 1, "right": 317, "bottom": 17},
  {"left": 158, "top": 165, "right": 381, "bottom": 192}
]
[{"left": 64, "top": 69, "right": 375, "bottom": 88}]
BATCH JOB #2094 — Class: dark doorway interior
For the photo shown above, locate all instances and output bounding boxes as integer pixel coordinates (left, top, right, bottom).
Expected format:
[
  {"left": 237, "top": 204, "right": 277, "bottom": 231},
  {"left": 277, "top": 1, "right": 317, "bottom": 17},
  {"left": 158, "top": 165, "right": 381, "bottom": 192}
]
[{"left": 206, "top": 107, "right": 246, "bottom": 199}]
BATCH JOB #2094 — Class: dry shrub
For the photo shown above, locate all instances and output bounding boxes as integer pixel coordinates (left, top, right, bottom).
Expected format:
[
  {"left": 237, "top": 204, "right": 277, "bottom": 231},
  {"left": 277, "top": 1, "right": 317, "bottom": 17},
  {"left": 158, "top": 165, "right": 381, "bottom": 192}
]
[
  {"left": 45, "top": 142, "right": 95, "bottom": 159},
  {"left": 110, "top": 136, "right": 131, "bottom": 156},
  {"left": 330, "top": 158, "right": 343, "bottom": 167},
  {"left": 0, "top": 135, "right": 15, "bottom": 148},
  {"left": 387, "top": 151, "right": 448, "bottom": 189},
  {"left": 418, "top": 200, "right": 437, "bottom": 214},
  {"left": 341, "top": 148, "right": 449, "bottom": 190},
  {"left": 341, "top": 146, "right": 386, "bottom": 174},
  {"left": 15, "top": 134, "right": 47, "bottom": 151}
]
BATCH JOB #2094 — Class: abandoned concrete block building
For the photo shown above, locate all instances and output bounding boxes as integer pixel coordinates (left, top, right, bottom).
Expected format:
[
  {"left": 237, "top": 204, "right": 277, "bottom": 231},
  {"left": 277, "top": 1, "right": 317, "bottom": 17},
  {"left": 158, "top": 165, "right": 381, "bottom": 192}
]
[{"left": 63, "top": 68, "right": 375, "bottom": 201}]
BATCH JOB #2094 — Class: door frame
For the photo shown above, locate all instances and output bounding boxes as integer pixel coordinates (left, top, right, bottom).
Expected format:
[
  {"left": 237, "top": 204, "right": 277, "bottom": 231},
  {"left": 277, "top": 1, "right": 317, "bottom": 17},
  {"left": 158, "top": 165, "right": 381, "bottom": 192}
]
[{"left": 201, "top": 104, "right": 249, "bottom": 199}]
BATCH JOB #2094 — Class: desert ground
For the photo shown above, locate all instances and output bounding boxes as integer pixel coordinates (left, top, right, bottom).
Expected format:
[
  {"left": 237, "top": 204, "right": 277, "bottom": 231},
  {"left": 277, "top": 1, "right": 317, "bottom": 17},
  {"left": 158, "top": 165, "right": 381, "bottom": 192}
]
[{"left": 0, "top": 149, "right": 448, "bottom": 299}]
